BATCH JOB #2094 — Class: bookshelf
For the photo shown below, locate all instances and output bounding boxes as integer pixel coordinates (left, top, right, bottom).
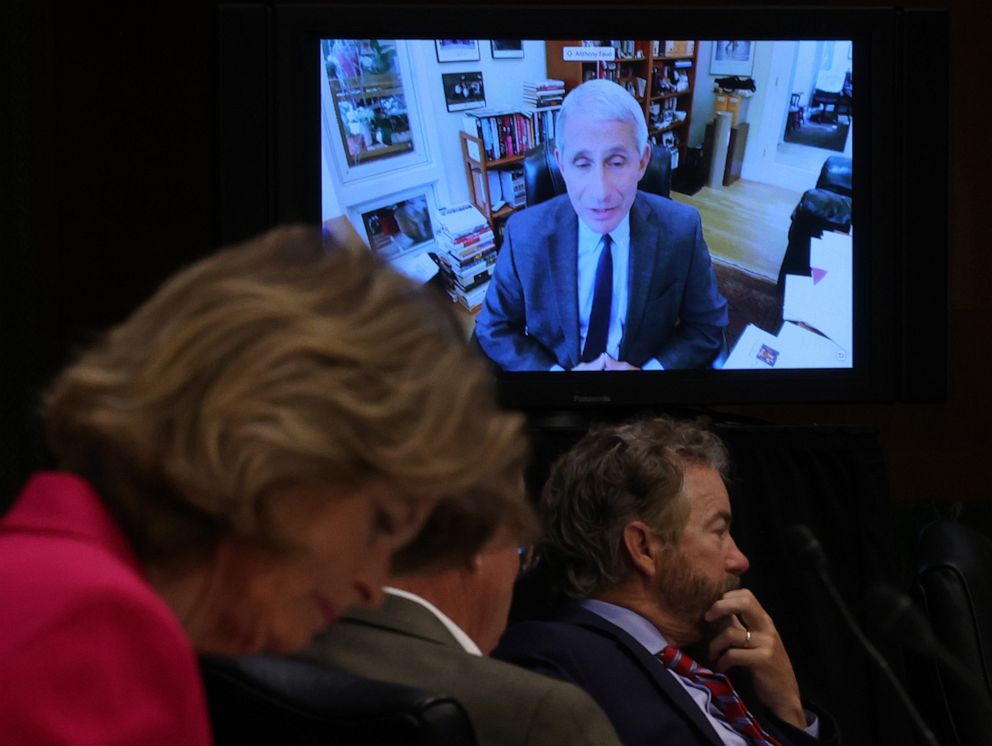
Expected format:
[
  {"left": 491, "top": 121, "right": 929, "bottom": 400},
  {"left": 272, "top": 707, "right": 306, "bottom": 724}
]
[
  {"left": 544, "top": 40, "right": 699, "bottom": 169},
  {"left": 460, "top": 131, "right": 523, "bottom": 232},
  {"left": 458, "top": 102, "right": 559, "bottom": 241}
]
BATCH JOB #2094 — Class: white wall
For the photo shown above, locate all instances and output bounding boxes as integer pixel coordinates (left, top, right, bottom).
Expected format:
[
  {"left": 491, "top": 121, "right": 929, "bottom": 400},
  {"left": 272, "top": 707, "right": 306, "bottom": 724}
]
[
  {"left": 790, "top": 41, "right": 820, "bottom": 109},
  {"left": 320, "top": 39, "right": 549, "bottom": 243},
  {"left": 688, "top": 40, "right": 768, "bottom": 149},
  {"left": 406, "top": 40, "right": 549, "bottom": 209},
  {"left": 740, "top": 41, "right": 805, "bottom": 189}
]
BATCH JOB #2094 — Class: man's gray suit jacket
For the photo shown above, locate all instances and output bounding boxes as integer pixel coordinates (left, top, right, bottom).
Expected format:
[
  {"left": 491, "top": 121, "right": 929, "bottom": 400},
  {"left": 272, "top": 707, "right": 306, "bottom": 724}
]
[
  {"left": 474, "top": 192, "right": 728, "bottom": 371},
  {"left": 299, "top": 594, "right": 621, "bottom": 746}
]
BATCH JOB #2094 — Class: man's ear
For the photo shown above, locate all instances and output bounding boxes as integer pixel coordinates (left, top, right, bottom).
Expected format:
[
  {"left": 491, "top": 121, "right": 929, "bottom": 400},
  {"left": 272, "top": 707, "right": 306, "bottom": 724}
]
[
  {"left": 463, "top": 551, "right": 484, "bottom": 576},
  {"left": 637, "top": 144, "right": 651, "bottom": 179},
  {"left": 554, "top": 146, "right": 565, "bottom": 174},
  {"left": 622, "top": 520, "right": 660, "bottom": 578}
]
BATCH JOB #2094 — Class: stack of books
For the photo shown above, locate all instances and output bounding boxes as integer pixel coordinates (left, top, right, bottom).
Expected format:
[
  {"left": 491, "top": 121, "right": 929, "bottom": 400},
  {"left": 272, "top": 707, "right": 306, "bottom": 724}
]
[
  {"left": 523, "top": 79, "right": 563, "bottom": 147},
  {"left": 522, "top": 79, "right": 565, "bottom": 109},
  {"left": 432, "top": 203, "right": 498, "bottom": 312}
]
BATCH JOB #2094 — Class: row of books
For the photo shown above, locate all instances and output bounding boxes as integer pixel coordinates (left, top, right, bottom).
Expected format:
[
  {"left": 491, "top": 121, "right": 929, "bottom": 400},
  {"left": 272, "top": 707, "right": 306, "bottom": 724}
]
[
  {"left": 462, "top": 80, "right": 565, "bottom": 163},
  {"left": 462, "top": 109, "right": 535, "bottom": 162},
  {"left": 470, "top": 167, "right": 527, "bottom": 212},
  {"left": 432, "top": 203, "right": 498, "bottom": 312}
]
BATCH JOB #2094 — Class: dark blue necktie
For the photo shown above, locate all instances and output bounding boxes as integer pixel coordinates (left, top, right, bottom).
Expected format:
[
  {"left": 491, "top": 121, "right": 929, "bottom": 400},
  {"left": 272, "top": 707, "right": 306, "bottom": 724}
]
[{"left": 581, "top": 233, "right": 613, "bottom": 363}]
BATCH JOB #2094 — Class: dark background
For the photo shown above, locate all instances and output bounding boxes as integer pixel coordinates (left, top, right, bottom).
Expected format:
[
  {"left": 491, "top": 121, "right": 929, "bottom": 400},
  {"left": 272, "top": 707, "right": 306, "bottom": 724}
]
[{"left": 3, "top": 0, "right": 987, "bottom": 511}]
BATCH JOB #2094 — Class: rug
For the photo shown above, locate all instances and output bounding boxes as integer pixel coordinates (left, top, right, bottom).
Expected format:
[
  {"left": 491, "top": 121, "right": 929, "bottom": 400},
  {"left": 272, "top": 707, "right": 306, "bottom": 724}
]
[
  {"left": 713, "top": 260, "right": 783, "bottom": 349},
  {"left": 784, "top": 119, "right": 849, "bottom": 152}
]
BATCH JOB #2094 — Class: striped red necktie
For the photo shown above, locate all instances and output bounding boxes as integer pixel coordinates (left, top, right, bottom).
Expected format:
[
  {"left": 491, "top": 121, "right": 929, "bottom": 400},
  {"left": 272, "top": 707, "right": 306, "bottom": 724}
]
[{"left": 658, "top": 645, "right": 782, "bottom": 746}]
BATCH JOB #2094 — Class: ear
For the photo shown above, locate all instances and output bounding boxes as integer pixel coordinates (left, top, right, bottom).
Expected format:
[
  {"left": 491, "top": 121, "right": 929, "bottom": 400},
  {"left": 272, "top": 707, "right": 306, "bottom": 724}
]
[
  {"left": 465, "top": 551, "right": 484, "bottom": 575},
  {"left": 622, "top": 520, "right": 660, "bottom": 578},
  {"left": 636, "top": 144, "right": 651, "bottom": 179},
  {"left": 554, "top": 145, "right": 565, "bottom": 174}
]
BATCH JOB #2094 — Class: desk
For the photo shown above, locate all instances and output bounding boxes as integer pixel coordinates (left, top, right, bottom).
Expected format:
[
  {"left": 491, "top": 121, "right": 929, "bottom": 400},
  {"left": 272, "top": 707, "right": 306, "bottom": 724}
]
[{"left": 725, "top": 230, "right": 853, "bottom": 369}]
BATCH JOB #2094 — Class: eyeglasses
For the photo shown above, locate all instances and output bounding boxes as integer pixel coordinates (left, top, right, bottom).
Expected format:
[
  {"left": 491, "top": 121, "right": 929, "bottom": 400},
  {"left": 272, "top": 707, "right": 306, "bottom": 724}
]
[{"left": 517, "top": 545, "right": 536, "bottom": 577}]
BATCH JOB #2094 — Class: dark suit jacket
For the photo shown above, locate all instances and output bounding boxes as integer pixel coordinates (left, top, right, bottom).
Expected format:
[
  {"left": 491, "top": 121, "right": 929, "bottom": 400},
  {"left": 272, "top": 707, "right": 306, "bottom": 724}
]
[
  {"left": 300, "top": 594, "right": 622, "bottom": 746},
  {"left": 474, "top": 192, "right": 728, "bottom": 370},
  {"left": 493, "top": 604, "right": 840, "bottom": 746}
]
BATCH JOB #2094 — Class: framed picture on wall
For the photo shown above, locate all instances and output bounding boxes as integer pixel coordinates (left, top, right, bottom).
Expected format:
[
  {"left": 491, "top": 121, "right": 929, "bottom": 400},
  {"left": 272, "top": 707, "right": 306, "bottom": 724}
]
[
  {"left": 710, "top": 40, "right": 754, "bottom": 76},
  {"left": 490, "top": 40, "right": 524, "bottom": 59},
  {"left": 360, "top": 193, "right": 435, "bottom": 259},
  {"left": 441, "top": 71, "right": 486, "bottom": 112},
  {"left": 435, "top": 39, "right": 480, "bottom": 63}
]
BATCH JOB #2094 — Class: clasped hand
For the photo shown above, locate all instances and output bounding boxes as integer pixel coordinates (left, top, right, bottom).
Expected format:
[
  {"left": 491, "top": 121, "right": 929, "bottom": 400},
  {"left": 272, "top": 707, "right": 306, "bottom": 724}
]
[{"left": 571, "top": 353, "right": 639, "bottom": 371}]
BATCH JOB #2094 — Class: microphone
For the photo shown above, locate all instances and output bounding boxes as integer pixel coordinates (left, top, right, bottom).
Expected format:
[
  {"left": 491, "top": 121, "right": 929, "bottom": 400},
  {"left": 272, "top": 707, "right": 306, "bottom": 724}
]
[
  {"left": 867, "top": 583, "right": 992, "bottom": 718},
  {"left": 785, "top": 524, "right": 939, "bottom": 746}
]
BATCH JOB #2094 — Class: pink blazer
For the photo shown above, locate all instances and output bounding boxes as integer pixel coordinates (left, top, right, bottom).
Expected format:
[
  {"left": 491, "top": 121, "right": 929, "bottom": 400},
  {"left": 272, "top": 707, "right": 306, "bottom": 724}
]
[{"left": 1, "top": 472, "right": 211, "bottom": 745}]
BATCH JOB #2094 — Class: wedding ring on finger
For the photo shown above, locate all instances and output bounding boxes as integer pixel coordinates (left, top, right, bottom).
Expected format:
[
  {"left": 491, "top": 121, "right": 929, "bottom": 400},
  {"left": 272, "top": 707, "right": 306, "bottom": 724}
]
[{"left": 744, "top": 628, "right": 752, "bottom": 647}]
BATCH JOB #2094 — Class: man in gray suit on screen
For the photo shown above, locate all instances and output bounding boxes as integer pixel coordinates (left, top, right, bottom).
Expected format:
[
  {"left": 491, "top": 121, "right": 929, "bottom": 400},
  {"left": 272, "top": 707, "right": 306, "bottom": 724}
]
[{"left": 474, "top": 79, "right": 727, "bottom": 371}]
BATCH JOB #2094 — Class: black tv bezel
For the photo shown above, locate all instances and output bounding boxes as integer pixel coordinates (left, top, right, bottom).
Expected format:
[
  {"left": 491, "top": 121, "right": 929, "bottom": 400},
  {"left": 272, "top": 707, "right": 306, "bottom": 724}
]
[{"left": 220, "top": 4, "right": 945, "bottom": 408}]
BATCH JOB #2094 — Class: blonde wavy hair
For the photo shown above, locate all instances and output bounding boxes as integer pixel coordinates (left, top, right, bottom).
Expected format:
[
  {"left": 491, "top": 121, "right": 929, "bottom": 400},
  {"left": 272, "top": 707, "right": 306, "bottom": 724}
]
[{"left": 44, "top": 225, "right": 532, "bottom": 572}]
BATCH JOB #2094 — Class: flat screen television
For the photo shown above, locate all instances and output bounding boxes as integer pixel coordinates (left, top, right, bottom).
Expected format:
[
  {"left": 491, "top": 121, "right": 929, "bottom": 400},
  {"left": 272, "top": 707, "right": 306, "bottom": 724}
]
[{"left": 218, "top": 4, "right": 947, "bottom": 409}]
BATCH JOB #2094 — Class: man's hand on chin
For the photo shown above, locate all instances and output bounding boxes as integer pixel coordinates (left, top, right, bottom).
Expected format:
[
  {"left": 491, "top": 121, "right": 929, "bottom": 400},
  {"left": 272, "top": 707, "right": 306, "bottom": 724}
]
[
  {"left": 604, "top": 356, "right": 640, "bottom": 371},
  {"left": 704, "top": 589, "right": 806, "bottom": 730}
]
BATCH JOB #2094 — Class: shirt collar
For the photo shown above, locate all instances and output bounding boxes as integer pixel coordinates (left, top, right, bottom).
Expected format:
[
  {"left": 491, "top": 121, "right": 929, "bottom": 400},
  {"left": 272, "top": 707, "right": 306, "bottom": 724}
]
[
  {"left": 579, "top": 597, "right": 670, "bottom": 655},
  {"left": 383, "top": 587, "right": 483, "bottom": 656},
  {"left": 577, "top": 210, "right": 631, "bottom": 257}
]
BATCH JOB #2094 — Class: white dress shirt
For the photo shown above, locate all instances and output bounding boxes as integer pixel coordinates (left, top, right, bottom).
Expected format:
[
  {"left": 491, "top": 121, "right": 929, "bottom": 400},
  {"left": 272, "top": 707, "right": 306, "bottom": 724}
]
[{"left": 553, "top": 214, "right": 664, "bottom": 370}]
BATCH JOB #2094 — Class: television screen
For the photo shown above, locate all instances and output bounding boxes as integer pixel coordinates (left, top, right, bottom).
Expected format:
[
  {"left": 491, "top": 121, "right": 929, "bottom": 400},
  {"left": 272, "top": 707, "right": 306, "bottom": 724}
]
[
  {"left": 319, "top": 37, "right": 856, "bottom": 380},
  {"left": 220, "top": 5, "right": 943, "bottom": 406}
]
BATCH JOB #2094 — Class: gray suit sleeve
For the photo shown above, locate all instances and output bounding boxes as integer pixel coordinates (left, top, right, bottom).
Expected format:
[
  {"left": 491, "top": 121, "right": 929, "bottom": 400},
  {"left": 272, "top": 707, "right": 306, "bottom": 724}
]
[
  {"left": 473, "top": 218, "right": 560, "bottom": 371},
  {"left": 652, "top": 211, "right": 728, "bottom": 370},
  {"left": 523, "top": 682, "right": 623, "bottom": 746}
]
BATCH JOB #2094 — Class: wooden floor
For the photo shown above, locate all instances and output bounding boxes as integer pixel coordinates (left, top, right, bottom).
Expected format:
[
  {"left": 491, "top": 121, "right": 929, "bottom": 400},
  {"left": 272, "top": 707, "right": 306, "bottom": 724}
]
[{"left": 673, "top": 179, "right": 802, "bottom": 281}]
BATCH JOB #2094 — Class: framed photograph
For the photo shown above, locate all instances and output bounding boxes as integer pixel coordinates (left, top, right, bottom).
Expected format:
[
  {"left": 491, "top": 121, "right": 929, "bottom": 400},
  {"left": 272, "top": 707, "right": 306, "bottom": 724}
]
[
  {"left": 434, "top": 39, "right": 480, "bottom": 63},
  {"left": 360, "top": 194, "right": 434, "bottom": 259},
  {"left": 709, "top": 40, "right": 755, "bottom": 76},
  {"left": 490, "top": 40, "right": 524, "bottom": 59},
  {"left": 442, "top": 71, "right": 486, "bottom": 112}
]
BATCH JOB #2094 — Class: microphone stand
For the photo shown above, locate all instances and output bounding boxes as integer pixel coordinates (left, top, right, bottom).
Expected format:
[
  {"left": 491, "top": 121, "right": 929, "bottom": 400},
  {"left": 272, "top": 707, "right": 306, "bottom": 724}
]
[
  {"left": 869, "top": 583, "right": 992, "bottom": 719},
  {"left": 786, "top": 525, "right": 939, "bottom": 746}
]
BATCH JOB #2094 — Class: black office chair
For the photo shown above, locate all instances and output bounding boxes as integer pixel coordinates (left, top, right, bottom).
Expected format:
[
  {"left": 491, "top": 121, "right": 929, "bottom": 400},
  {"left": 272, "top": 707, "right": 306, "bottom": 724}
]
[
  {"left": 522, "top": 139, "right": 672, "bottom": 207},
  {"left": 200, "top": 654, "right": 477, "bottom": 746},
  {"left": 776, "top": 155, "right": 852, "bottom": 293},
  {"left": 907, "top": 520, "right": 992, "bottom": 746}
]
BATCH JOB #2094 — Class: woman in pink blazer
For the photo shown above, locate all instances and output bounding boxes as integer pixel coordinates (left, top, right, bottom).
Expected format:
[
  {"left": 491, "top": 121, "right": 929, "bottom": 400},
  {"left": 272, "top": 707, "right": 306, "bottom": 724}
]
[{"left": 0, "top": 225, "right": 530, "bottom": 744}]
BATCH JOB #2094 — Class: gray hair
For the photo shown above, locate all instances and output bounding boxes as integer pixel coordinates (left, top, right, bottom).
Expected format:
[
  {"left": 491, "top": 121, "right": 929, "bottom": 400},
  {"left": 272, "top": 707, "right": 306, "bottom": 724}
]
[
  {"left": 539, "top": 416, "right": 729, "bottom": 599},
  {"left": 555, "top": 78, "right": 649, "bottom": 156}
]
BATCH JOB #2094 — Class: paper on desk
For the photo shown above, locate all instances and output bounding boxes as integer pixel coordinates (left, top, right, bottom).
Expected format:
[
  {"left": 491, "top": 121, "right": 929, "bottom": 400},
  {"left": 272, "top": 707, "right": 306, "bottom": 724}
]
[
  {"left": 724, "top": 322, "right": 850, "bottom": 369},
  {"left": 723, "top": 324, "right": 783, "bottom": 369},
  {"left": 776, "top": 321, "right": 850, "bottom": 368},
  {"left": 390, "top": 250, "right": 440, "bottom": 284},
  {"left": 782, "top": 268, "right": 853, "bottom": 350}
]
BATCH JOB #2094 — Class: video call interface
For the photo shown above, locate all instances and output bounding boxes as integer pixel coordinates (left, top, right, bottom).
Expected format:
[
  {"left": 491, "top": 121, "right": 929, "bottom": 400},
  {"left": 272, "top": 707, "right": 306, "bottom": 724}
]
[{"left": 320, "top": 38, "right": 855, "bottom": 372}]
